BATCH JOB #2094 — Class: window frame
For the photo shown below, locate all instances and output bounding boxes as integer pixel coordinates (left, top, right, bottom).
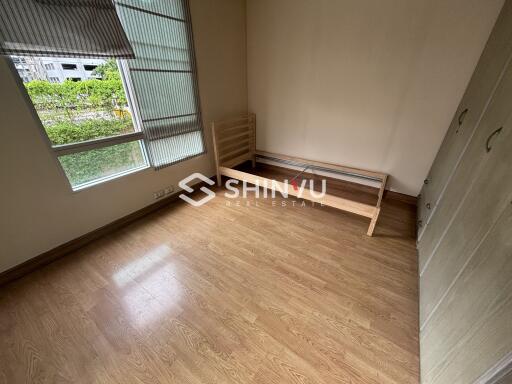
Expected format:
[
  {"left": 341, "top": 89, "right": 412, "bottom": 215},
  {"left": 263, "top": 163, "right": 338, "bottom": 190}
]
[{"left": 7, "top": 57, "right": 151, "bottom": 191}]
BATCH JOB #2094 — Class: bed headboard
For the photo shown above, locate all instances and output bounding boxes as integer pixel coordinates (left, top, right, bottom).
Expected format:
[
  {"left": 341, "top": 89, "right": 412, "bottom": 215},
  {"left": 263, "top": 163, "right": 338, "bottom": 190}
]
[{"left": 212, "top": 113, "right": 256, "bottom": 185}]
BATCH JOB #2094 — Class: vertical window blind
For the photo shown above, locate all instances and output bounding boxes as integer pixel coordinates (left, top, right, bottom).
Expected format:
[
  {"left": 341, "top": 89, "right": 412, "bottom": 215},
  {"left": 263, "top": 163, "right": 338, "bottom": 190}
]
[{"left": 116, "top": 0, "right": 206, "bottom": 169}]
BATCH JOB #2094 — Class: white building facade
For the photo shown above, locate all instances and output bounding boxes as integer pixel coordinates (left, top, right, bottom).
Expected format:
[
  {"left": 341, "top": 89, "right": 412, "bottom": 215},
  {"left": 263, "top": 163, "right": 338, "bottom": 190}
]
[{"left": 12, "top": 56, "right": 106, "bottom": 83}]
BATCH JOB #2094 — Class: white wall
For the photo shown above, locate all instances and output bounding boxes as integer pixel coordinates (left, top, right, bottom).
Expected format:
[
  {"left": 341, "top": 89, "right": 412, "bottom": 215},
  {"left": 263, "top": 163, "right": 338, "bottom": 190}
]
[
  {"left": 247, "top": 0, "right": 504, "bottom": 195},
  {"left": 0, "top": 0, "right": 247, "bottom": 273}
]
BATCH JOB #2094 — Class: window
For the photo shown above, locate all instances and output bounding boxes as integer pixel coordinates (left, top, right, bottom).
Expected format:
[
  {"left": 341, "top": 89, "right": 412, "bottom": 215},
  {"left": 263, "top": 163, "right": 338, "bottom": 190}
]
[
  {"left": 4, "top": 0, "right": 204, "bottom": 189},
  {"left": 44, "top": 63, "right": 54, "bottom": 70},
  {"left": 18, "top": 57, "right": 149, "bottom": 189},
  {"left": 62, "top": 63, "right": 77, "bottom": 70}
]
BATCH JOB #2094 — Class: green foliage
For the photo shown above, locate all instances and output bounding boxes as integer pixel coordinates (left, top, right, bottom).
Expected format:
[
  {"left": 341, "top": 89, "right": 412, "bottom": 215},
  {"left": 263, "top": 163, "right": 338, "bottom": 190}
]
[
  {"left": 46, "top": 118, "right": 142, "bottom": 187},
  {"left": 23, "top": 63, "right": 144, "bottom": 188},
  {"left": 25, "top": 78, "right": 127, "bottom": 120},
  {"left": 92, "top": 59, "right": 121, "bottom": 81},
  {"left": 59, "top": 141, "right": 145, "bottom": 187},
  {"left": 46, "top": 118, "right": 133, "bottom": 145}
]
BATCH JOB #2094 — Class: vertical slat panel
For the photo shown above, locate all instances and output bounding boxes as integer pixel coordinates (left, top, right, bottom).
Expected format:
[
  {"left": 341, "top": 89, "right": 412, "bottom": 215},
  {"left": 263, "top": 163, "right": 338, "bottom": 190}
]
[{"left": 115, "top": 0, "right": 205, "bottom": 169}]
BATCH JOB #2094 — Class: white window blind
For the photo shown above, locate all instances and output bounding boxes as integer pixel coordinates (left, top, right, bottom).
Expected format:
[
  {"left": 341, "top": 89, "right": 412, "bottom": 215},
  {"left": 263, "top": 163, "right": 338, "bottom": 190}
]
[
  {"left": 116, "top": 0, "right": 206, "bottom": 169},
  {"left": 0, "top": 0, "right": 134, "bottom": 58}
]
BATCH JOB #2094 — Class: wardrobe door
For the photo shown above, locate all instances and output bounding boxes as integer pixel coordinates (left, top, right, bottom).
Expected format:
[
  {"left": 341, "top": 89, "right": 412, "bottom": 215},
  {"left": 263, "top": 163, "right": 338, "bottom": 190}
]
[
  {"left": 420, "top": 202, "right": 512, "bottom": 384},
  {"left": 418, "top": 59, "right": 512, "bottom": 272},
  {"left": 420, "top": 107, "right": 512, "bottom": 326},
  {"left": 417, "top": 0, "right": 512, "bottom": 239}
]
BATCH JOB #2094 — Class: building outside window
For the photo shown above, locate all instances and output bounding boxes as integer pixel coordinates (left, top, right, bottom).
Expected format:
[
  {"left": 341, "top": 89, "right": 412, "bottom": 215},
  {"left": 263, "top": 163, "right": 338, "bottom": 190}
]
[{"left": 61, "top": 63, "right": 77, "bottom": 70}]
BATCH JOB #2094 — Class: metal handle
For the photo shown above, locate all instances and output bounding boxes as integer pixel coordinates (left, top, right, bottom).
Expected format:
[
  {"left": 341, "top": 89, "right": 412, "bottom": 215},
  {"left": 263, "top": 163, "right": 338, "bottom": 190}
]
[
  {"left": 424, "top": 178, "right": 429, "bottom": 185},
  {"left": 418, "top": 220, "right": 423, "bottom": 228},
  {"left": 456, "top": 109, "right": 468, "bottom": 133},
  {"left": 426, "top": 203, "right": 431, "bottom": 210},
  {"left": 486, "top": 127, "right": 502, "bottom": 153}
]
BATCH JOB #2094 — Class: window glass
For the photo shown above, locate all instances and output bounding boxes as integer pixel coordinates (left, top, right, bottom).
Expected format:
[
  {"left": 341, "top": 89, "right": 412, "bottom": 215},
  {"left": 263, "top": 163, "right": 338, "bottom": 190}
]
[
  {"left": 21, "top": 58, "right": 136, "bottom": 146},
  {"left": 58, "top": 140, "right": 147, "bottom": 189},
  {"left": 13, "top": 55, "right": 148, "bottom": 189},
  {"left": 61, "top": 63, "right": 77, "bottom": 70}
]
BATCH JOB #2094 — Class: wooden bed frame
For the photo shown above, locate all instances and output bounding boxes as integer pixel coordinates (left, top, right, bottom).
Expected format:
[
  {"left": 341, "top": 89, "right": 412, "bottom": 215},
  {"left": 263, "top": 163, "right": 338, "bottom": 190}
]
[{"left": 211, "top": 114, "right": 388, "bottom": 236}]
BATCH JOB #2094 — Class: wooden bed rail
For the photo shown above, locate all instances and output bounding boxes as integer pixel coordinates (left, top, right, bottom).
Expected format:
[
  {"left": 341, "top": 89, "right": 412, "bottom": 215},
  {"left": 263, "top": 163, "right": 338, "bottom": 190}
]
[
  {"left": 211, "top": 114, "right": 388, "bottom": 236},
  {"left": 219, "top": 167, "right": 377, "bottom": 217}
]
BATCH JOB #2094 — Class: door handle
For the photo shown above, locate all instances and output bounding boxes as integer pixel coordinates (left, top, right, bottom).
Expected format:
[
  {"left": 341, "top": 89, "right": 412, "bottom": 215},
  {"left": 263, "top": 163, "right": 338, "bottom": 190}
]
[
  {"left": 486, "top": 127, "right": 502, "bottom": 153},
  {"left": 456, "top": 108, "right": 468, "bottom": 133}
]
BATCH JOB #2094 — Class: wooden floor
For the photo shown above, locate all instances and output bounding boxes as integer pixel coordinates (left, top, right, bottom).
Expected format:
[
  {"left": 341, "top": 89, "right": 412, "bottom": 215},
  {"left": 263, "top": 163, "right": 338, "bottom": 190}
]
[{"left": 0, "top": 165, "right": 419, "bottom": 384}]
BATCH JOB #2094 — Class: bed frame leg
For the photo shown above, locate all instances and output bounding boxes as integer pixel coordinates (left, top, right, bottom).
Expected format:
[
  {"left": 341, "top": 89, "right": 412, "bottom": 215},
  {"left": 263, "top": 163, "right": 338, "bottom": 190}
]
[
  {"left": 250, "top": 113, "right": 256, "bottom": 168},
  {"left": 367, "top": 175, "right": 387, "bottom": 236},
  {"left": 367, "top": 207, "right": 380, "bottom": 236},
  {"left": 212, "top": 121, "right": 223, "bottom": 187}
]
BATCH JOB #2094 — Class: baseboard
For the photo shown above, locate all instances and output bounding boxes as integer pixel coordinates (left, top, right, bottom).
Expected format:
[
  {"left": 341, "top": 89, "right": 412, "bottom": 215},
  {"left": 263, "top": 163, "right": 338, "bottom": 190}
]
[
  {"left": 384, "top": 190, "right": 417, "bottom": 206},
  {"left": 0, "top": 178, "right": 213, "bottom": 287}
]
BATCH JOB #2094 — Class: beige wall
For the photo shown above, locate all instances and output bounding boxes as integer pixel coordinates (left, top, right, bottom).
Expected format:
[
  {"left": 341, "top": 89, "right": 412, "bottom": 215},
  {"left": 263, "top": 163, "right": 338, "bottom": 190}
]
[
  {"left": 0, "top": 0, "right": 247, "bottom": 273},
  {"left": 247, "top": 0, "right": 504, "bottom": 195}
]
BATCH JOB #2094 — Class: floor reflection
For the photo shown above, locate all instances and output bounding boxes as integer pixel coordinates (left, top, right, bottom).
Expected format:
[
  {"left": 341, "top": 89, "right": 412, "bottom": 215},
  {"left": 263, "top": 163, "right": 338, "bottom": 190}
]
[{"left": 113, "top": 244, "right": 182, "bottom": 328}]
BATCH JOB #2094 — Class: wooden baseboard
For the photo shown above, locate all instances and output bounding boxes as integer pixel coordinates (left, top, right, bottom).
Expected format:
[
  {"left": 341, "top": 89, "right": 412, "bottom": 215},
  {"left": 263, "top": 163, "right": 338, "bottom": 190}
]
[
  {"left": 0, "top": 178, "right": 214, "bottom": 287},
  {"left": 384, "top": 190, "right": 417, "bottom": 206}
]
